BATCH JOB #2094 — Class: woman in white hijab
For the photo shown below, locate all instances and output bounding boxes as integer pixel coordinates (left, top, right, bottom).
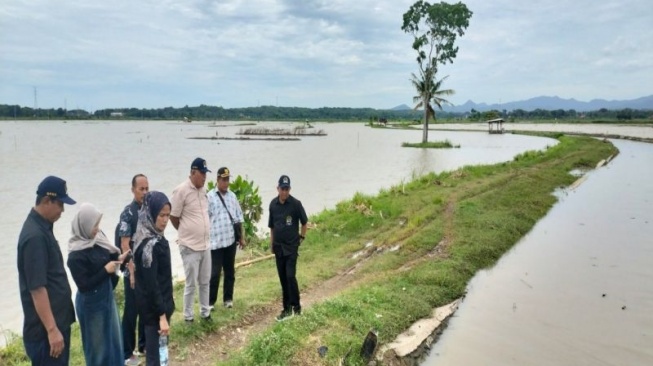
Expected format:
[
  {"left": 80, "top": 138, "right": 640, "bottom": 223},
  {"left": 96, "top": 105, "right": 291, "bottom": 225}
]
[{"left": 67, "top": 203, "right": 129, "bottom": 366}]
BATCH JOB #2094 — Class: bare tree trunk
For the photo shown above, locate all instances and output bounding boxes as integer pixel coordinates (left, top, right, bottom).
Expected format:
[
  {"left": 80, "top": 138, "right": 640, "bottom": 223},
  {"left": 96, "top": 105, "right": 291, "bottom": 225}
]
[{"left": 422, "top": 98, "right": 429, "bottom": 143}]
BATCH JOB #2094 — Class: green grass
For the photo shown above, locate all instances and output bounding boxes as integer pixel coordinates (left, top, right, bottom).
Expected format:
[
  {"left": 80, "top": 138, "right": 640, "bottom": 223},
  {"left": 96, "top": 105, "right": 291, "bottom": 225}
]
[
  {"left": 1, "top": 135, "right": 618, "bottom": 366},
  {"left": 402, "top": 139, "right": 460, "bottom": 148}
]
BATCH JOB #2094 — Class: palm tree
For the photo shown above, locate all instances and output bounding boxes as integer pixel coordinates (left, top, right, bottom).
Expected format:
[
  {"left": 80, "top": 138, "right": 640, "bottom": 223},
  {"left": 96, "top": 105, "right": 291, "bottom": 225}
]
[{"left": 411, "top": 70, "right": 455, "bottom": 143}]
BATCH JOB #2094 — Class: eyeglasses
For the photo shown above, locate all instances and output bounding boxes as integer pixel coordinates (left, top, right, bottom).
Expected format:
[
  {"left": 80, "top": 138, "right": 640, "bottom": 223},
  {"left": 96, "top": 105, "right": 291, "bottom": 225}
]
[{"left": 279, "top": 187, "right": 290, "bottom": 191}]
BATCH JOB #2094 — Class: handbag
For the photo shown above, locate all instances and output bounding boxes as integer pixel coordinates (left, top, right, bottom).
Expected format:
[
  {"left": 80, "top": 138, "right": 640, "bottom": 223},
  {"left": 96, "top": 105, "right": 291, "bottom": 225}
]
[{"left": 216, "top": 191, "right": 241, "bottom": 244}]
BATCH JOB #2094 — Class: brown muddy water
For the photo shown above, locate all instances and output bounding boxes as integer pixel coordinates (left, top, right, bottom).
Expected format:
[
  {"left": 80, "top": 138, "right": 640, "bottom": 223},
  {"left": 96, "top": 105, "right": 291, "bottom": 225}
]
[
  {"left": 0, "top": 120, "right": 552, "bottom": 340},
  {"left": 423, "top": 139, "right": 653, "bottom": 366}
]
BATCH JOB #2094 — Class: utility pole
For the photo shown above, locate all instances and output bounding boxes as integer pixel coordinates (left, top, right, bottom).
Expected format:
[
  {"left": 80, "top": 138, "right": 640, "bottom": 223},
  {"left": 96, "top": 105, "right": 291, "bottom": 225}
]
[{"left": 33, "top": 86, "right": 38, "bottom": 117}]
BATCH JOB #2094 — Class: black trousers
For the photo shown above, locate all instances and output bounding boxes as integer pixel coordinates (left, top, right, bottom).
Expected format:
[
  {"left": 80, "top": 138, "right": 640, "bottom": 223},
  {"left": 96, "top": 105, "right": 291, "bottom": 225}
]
[
  {"left": 122, "top": 273, "right": 145, "bottom": 359},
  {"left": 274, "top": 248, "right": 300, "bottom": 311},
  {"left": 144, "top": 313, "right": 171, "bottom": 366},
  {"left": 209, "top": 242, "right": 238, "bottom": 306}
]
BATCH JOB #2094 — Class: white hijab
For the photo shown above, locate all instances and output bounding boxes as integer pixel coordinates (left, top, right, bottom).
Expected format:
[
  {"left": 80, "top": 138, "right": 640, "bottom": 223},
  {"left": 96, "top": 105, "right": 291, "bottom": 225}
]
[{"left": 69, "top": 202, "right": 120, "bottom": 254}]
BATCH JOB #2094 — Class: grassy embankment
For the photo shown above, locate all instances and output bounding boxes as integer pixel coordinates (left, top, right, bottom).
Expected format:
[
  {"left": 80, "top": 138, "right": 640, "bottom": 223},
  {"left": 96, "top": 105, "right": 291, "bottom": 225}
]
[{"left": 1, "top": 134, "right": 617, "bottom": 366}]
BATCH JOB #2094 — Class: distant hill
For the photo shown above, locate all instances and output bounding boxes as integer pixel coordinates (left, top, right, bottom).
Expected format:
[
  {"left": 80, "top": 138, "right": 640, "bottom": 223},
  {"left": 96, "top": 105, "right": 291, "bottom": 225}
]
[
  {"left": 438, "top": 95, "right": 653, "bottom": 113},
  {"left": 390, "top": 104, "right": 411, "bottom": 111}
]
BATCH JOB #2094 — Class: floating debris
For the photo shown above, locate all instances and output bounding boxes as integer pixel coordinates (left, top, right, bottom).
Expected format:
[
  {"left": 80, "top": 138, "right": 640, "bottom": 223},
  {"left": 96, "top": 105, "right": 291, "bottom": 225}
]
[
  {"left": 238, "top": 127, "right": 326, "bottom": 136},
  {"left": 187, "top": 136, "right": 300, "bottom": 141}
]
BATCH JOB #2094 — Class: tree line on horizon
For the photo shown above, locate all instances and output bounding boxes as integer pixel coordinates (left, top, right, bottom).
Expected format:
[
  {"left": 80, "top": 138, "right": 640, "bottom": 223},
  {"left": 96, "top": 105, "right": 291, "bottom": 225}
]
[
  {"left": 0, "top": 104, "right": 421, "bottom": 121},
  {"left": 0, "top": 103, "right": 650, "bottom": 122}
]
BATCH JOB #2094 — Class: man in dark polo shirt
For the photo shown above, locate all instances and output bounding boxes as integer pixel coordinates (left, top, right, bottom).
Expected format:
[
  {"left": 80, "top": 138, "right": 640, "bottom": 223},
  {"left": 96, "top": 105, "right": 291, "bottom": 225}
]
[
  {"left": 115, "top": 173, "right": 148, "bottom": 365},
  {"left": 17, "top": 176, "right": 76, "bottom": 365},
  {"left": 268, "top": 175, "right": 307, "bottom": 321}
]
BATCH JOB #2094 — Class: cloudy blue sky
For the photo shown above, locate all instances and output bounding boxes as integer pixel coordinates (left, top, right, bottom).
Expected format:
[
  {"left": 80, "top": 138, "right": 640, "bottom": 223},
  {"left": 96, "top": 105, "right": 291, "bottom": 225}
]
[{"left": 1, "top": 0, "right": 651, "bottom": 110}]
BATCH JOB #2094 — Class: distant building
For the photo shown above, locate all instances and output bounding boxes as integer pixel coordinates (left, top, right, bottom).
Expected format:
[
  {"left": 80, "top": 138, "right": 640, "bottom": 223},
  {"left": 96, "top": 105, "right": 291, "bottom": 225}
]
[{"left": 486, "top": 118, "right": 505, "bottom": 134}]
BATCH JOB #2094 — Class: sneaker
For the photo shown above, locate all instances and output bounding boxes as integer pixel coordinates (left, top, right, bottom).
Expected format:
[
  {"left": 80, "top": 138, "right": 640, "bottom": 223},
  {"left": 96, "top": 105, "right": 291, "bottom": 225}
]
[
  {"left": 185, "top": 318, "right": 194, "bottom": 323},
  {"left": 293, "top": 307, "right": 302, "bottom": 316},
  {"left": 125, "top": 355, "right": 140, "bottom": 366},
  {"left": 275, "top": 309, "right": 293, "bottom": 322},
  {"left": 201, "top": 315, "right": 212, "bottom": 322},
  {"left": 133, "top": 349, "right": 145, "bottom": 357},
  {"left": 224, "top": 300, "right": 233, "bottom": 308}
]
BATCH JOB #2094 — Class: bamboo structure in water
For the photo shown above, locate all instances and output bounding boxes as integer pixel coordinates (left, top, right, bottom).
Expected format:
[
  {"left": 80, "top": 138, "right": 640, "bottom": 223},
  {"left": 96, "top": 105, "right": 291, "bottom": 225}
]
[{"left": 237, "top": 126, "right": 327, "bottom": 136}]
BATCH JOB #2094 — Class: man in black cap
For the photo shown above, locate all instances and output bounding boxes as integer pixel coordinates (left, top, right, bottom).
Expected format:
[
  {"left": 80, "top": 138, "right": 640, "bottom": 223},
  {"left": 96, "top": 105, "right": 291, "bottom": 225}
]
[
  {"left": 17, "top": 176, "right": 77, "bottom": 365},
  {"left": 268, "top": 175, "right": 307, "bottom": 321}
]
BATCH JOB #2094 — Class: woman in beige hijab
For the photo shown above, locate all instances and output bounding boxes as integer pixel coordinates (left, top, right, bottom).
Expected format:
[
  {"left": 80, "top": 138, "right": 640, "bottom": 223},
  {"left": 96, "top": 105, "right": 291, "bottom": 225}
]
[{"left": 67, "top": 203, "right": 130, "bottom": 366}]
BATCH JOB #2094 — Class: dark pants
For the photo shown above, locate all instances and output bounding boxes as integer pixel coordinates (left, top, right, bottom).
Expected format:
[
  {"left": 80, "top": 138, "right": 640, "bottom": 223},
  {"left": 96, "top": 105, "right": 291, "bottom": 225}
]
[
  {"left": 23, "top": 326, "right": 71, "bottom": 366},
  {"left": 209, "top": 243, "right": 237, "bottom": 305},
  {"left": 122, "top": 273, "right": 145, "bottom": 359},
  {"left": 274, "top": 248, "right": 300, "bottom": 312},
  {"left": 143, "top": 314, "right": 171, "bottom": 366}
]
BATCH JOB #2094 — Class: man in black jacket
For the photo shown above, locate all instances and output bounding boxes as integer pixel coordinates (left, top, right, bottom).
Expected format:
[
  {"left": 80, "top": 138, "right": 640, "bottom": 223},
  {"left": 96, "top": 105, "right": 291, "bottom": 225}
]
[{"left": 268, "top": 175, "right": 307, "bottom": 321}]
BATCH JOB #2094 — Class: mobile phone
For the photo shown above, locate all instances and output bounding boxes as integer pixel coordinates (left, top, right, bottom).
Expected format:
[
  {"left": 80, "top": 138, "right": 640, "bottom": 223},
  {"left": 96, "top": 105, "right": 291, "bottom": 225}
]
[{"left": 122, "top": 251, "right": 133, "bottom": 266}]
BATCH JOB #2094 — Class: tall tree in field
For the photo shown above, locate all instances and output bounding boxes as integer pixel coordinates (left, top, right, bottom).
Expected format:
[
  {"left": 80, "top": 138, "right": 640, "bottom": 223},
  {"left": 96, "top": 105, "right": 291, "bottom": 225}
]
[{"left": 402, "top": 1, "right": 472, "bottom": 143}]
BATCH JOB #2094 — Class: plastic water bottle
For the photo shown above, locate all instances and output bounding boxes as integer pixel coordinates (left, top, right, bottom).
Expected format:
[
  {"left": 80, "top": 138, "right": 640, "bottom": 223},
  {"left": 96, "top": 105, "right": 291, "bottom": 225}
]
[{"left": 159, "top": 335, "right": 169, "bottom": 366}]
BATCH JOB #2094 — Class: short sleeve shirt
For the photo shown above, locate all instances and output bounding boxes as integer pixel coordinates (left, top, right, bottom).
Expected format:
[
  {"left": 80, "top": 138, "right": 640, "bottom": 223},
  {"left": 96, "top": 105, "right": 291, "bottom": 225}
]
[
  {"left": 268, "top": 195, "right": 307, "bottom": 255},
  {"left": 115, "top": 200, "right": 140, "bottom": 249},
  {"left": 17, "top": 209, "right": 75, "bottom": 341},
  {"left": 170, "top": 179, "right": 210, "bottom": 251}
]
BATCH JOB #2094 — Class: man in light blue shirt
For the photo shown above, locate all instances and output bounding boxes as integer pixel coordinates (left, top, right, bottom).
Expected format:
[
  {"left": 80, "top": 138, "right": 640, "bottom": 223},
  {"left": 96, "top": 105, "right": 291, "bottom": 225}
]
[{"left": 207, "top": 167, "right": 245, "bottom": 309}]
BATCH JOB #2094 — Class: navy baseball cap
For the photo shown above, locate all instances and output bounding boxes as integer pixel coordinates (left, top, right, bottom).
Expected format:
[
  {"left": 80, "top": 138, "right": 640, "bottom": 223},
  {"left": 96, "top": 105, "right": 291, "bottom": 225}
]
[
  {"left": 191, "top": 157, "right": 211, "bottom": 173},
  {"left": 278, "top": 175, "right": 291, "bottom": 188},
  {"left": 36, "top": 176, "right": 76, "bottom": 205}
]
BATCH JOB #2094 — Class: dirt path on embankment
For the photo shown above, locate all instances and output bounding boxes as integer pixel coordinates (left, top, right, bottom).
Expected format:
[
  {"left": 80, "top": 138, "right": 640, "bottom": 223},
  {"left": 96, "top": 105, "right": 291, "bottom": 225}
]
[{"left": 172, "top": 197, "right": 460, "bottom": 365}]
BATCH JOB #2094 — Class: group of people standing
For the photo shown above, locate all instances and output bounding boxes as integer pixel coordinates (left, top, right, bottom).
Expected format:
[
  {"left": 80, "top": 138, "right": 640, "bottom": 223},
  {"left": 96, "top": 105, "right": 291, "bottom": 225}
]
[{"left": 16, "top": 157, "right": 308, "bottom": 366}]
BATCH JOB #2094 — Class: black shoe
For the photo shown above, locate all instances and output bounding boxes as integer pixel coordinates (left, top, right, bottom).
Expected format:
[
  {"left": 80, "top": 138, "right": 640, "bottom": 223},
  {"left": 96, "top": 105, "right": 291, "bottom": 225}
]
[
  {"left": 275, "top": 309, "right": 293, "bottom": 322},
  {"left": 293, "top": 307, "right": 302, "bottom": 316},
  {"left": 201, "top": 315, "right": 212, "bottom": 322}
]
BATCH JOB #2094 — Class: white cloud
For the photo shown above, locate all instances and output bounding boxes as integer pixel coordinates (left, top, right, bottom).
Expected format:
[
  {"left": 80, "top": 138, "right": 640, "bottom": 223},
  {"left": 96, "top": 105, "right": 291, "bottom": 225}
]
[{"left": 0, "top": 0, "right": 651, "bottom": 109}]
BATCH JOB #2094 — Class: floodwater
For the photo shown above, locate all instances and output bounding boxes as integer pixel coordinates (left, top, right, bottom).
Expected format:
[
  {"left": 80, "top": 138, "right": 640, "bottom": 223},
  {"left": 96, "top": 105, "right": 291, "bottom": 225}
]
[
  {"left": 423, "top": 138, "right": 653, "bottom": 365},
  {"left": 0, "top": 120, "right": 552, "bottom": 338}
]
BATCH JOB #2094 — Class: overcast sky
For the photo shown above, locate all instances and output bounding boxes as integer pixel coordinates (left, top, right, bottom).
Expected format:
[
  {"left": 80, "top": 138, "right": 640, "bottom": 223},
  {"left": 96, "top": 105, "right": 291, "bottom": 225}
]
[{"left": 1, "top": 0, "right": 651, "bottom": 110}]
